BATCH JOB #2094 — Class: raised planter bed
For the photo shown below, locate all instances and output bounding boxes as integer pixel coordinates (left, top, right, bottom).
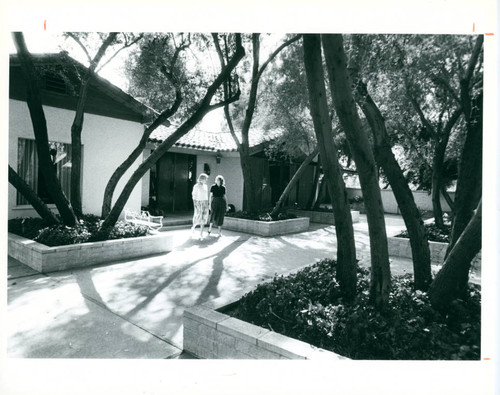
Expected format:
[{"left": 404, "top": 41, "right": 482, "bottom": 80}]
[
  {"left": 387, "top": 236, "right": 481, "bottom": 269},
  {"left": 223, "top": 216, "right": 310, "bottom": 237},
  {"left": 288, "top": 209, "right": 360, "bottom": 225},
  {"left": 8, "top": 232, "right": 174, "bottom": 273},
  {"left": 183, "top": 297, "right": 346, "bottom": 360}
]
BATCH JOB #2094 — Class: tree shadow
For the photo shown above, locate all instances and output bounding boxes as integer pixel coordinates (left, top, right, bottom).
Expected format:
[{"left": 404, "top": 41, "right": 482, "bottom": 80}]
[
  {"left": 194, "top": 236, "right": 244, "bottom": 305},
  {"left": 122, "top": 236, "right": 244, "bottom": 319}
]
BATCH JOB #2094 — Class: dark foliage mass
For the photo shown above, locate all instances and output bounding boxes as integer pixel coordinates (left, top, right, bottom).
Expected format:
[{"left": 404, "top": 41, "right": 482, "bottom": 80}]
[
  {"left": 231, "top": 259, "right": 480, "bottom": 360},
  {"left": 396, "top": 222, "right": 452, "bottom": 243},
  {"left": 8, "top": 214, "right": 148, "bottom": 247},
  {"left": 225, "top": 210, "right": 297, "bottom": 222}
]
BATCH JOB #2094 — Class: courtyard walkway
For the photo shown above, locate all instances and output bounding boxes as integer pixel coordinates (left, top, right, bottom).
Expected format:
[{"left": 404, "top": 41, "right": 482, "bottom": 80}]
[{"left": 6, "top": 214, "right": 480, "bottom": 359}]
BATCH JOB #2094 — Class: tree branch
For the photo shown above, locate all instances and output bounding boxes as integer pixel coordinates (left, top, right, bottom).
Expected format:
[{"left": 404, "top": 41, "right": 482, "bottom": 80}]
[
  {"left": 212, "top": 33, "right": 243, "bottom": 151},
  {"left": 430, "top": 74, "right": 461, "bottom": 104},
  {"left": 256, "top": 34, "right": 302, "bottom": 80},
  {"left": 207, "top": 89, "right": 241, "bottom": 111},
  {"left": 409, "top": 96, "right": 436, "bottom": 136},
  {"left": 463, "top": 35, "right": 484, "bottom": 86},
  {"left": 96, "top": 33, "right": 144, "bottom": 73},
  {"left": 66, "top": 33, "right": 92, "bottom": 63}
]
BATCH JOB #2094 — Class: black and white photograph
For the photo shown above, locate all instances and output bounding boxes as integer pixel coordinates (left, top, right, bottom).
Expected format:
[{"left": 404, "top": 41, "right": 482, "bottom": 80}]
[{"left": 1, "top": 1, "right": 498, "bottom": 394}]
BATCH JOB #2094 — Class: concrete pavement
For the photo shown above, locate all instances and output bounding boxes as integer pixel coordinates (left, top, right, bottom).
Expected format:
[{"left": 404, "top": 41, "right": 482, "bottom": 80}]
[{"left": 6, "top": 214, "right": 480, "bottom": 359}]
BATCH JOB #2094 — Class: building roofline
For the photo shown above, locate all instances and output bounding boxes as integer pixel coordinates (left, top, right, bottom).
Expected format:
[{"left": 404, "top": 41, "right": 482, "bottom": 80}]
[{"left": 10, "top": 52, "right": 168, "bottom": 125}]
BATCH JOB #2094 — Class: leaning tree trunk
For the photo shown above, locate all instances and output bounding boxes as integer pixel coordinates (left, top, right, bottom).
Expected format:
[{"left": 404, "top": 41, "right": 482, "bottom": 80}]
[
  {"left": 303, "top": 34, "right": 357, "bottom": 301},
  {"left": 306, "top": 155, "right": 321, "bottom": 209},
  {"left": 349, "top": 36, "right": 432, "bottom": 290},
  {"left": 321, "top": 34, "right": 391, "bottom": 309},
  {"left": 13, "top": 32, "right": 78, "bottom": 227},
  {"left": 270, "top": 146, "right": 319, "bottom": 217},
  {"left": 428, "top": 200, "right": 481, "bottom": 311},
  {"left": 98, "top": 36, "right": 245, "bottom": 237},
  {"left": 8, "top": 166, "right": 60, "bottom": 225},
  {"left": 101, "top": 90, "right": 182, "bottom": 218},
  {"left": 431, "top": 139, "right": 447, "bottom": 229},
  {"left": 447, "top": 94, "right": 483, "bottom": 255}
]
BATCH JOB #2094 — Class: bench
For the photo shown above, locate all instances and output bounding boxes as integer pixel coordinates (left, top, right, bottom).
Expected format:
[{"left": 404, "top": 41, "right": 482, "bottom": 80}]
[{"left": 124, "top": 209, "right": 163, "bottom": 232}]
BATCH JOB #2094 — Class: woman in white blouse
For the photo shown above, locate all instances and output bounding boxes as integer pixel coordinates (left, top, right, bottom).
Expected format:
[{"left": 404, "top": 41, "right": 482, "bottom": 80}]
[{"left": 191, "top": 173, "right": 209, "bottom": 239}]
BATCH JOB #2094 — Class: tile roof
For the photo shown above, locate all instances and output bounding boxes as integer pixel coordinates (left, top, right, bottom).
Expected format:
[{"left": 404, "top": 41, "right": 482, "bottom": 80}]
[{"left": 149, "top": 124, "right": 273, "bottom": 152}]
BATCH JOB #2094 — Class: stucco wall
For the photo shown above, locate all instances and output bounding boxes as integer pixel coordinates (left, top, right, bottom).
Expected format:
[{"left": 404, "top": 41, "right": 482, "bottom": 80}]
[
  {"left": 8, "top": 99, "right": 144, "bottom": 219},
  {"left": 196, "top": 153, "right": 243, "bottom": 211},
  {"left": 346, "top": 187, "right": 455, "bottom": 214}
]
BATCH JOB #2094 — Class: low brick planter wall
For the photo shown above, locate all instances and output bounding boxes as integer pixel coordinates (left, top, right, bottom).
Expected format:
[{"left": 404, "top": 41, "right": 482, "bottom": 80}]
[
  {"left": 183, "top": 300, "right": 346, "bottom": 360},
  {"left": 289, "top": 209, "right": 360, "bottom": 225},
  {"left": 387, "top": 236, "right": 481, "bottom": 268},
  {"left": 8, "top": 232, "right": 174, "bottom": 273},
  {"left": 223, "top": 216, "right": 310, "bottom": 237}
]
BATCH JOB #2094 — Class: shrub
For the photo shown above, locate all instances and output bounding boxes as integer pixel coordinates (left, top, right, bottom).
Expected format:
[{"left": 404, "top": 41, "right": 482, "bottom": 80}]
[
  {"left": 226, "top": 210, "right": 297, "bottom": 222},
  {"left": 232, "top": 259, "right": 480, "bottom": 360},
  {"left": 348, "top": 195, "right": 364, "bottom": 204},
  {"left": 396, "top": 222, "right": 452, "bottom": 243},
  {"left": 35, "top": 224, "right": 92, "bottom": 246},
  {"left": 8, "top": 217, "right": 50, "bottom": 240},
  {"left": 8, "top": 215, "right": 148, "bottom": 247}
]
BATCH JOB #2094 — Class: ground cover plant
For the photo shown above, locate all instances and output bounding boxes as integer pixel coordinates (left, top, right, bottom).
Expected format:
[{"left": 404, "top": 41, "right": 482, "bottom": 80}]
[
  {"left": 396, "top": 222, "right": 452, "bottom": 243},
  {"left": 226, "top": 210, "right": 297, "bottom": 222},
  {"left": 230, "top": 259, "right": 480, "bottom": 360},
  {"left": 8, "top": 214, "right": 148, "bottom": 247}
]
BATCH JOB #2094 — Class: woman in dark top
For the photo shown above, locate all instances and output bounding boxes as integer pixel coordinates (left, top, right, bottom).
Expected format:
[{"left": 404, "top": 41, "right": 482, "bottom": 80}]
[{"left": 208, "top": 175, "right": 227, "bottom": 237}]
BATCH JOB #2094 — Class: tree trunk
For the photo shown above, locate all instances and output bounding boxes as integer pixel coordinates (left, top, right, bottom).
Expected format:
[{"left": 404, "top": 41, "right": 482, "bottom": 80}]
[
  {"left": 218, "top": 34, "right": 301, "bottom": 213},
  {"left": 8, "top": 165, "right": 60, "bottom": 225},
  {"left": 270, "top": 146, "right": 319, "bottom": 217},
  {"left": 431, "top": 140, "right": 447, "bottom": 229},
  {"left": 349, "top": 36, "right": 432, "bottom": 290},
  {"left": 303, "top": 34, "right": 357, "bottom": 300},
  {"left": 101, "top": 90, "right": 182, "bottom": 218},
  {"left": 447, "top": 95, "right": 483, "bottom": 254},
  {"left": 12, "top": 32, "right": 78, "bottom": 227},
  {"left": 240, "top": 151, "right": 262, "bottom": 213},
  {"left": 441, "top": 186, "right": 455, "bottom": 213},
  {"left": 428, "top": 200, "right": 481, "bottom": 311},
  {"left": 98, "top": 36, "right": 245, "bottom": 236},
  {"left": 321, "top": 34, "right": 391, "bottom": 309},
  {"left": 70, "top": 33, "right": 118, "bottom": 218}
]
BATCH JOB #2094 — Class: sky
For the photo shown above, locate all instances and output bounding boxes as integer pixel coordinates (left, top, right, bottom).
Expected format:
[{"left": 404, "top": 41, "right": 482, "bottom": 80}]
[{"left": 7, "top": 32, "right": 289, "bottom": 132}]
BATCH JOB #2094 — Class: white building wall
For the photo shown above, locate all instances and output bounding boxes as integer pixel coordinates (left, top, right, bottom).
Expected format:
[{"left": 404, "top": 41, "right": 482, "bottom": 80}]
[
  {"left": 8, "top": 99, "right": 144, "bottom": 219},
  {"left": 347, "top": 187, "right": 455, "bottom": 214}
]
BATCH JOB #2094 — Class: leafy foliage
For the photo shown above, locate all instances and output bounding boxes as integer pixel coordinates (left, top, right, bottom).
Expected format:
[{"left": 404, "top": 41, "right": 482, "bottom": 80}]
[
  {"left": 8, "top": 215, "right": 148, "bottom": 247},
  {"left": 232, "top": 259, "right": 480, "bottom": 360},
  {"left": 226, "top": 210, "right": 297, "bottom": 222},
  {"left": 352, "top": 34, "right": 482, "bottom": 191},
  {"left": 396, "top": 222, "right": 452, "bottom": 243}
]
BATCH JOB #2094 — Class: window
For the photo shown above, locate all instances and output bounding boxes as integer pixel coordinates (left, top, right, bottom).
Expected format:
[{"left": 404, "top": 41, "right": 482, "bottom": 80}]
[{"left": 17, "top": 138, "right": 75, "bottom": 205}]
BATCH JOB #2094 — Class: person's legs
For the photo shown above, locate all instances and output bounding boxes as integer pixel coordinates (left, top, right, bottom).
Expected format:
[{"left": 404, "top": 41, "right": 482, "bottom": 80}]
[{"left": 217, "top": 225, "right": 222, "bottom": 236}]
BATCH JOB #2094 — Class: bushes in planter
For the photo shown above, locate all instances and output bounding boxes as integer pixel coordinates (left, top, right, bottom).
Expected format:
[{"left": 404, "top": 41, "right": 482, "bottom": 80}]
[
  {"left": 232, "top": 259, "right": 480, "bottom": 360},
  {"left": 226, "top": 210, "right": 297, "bottom": 222},
  {"left": 8, "top": 215, "right": 148, "bottom": 247},
  {"left": 396, "top": 222, "right": 452, "bottom": 243}
]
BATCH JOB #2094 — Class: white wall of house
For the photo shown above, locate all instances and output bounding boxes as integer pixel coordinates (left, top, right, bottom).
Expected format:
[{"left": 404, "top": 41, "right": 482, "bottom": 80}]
[
  {"left": 346, "top": 187, "right": 455, "bottom": 214},
  {"left": 8, "top": 99, "right": 144, "bottom": 219},
  {"left": 196, "top": 152, "right": 243, "bottom": 211}
]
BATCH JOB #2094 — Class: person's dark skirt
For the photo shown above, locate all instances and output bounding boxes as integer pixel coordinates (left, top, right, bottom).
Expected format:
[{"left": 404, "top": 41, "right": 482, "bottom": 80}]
[{"left": 210, "top": 197, "right": 227, "bottom": 226}]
